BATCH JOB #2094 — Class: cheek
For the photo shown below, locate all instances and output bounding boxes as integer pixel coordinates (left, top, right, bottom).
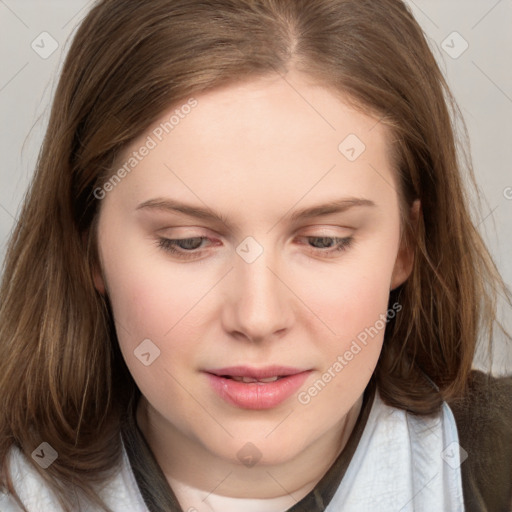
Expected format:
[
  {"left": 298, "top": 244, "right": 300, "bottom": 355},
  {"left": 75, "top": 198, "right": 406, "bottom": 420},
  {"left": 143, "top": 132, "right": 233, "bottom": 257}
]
[
  {"left": 301, "top": 252, "right": 397, "bottom": 341},
  {"left": 108, "top": 270, "right": 193, "bottom": 339},
  {"left": 103, "top": 260, "right": 200, "bottom": 415},
  {"left": 310, "top": 277, "right": 391, "bottom": 388},
  {"left": 98, "top": 229, "right": 209, "bottom": 388},
  {"left": 293, "top": 231, "right": 400, "bottom": 394},
  {"left": 100, "top": 228, "right": 204, "bottom": 338},
  {"left": 296, "top": 265, "right": 394, "bottom": 420}
]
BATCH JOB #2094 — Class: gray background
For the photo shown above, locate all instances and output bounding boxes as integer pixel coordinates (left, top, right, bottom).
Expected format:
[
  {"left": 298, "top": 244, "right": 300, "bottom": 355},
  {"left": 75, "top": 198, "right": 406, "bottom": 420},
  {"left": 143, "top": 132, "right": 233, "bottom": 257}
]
[{"left": 1, "top": 0, "right": 511, "bottom": 373}]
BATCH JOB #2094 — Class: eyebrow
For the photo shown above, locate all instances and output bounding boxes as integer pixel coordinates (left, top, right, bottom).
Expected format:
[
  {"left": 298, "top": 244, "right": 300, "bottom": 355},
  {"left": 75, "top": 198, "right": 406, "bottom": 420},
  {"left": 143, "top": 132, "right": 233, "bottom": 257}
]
[{"left": 136, "top": 197, "right": 376, "bottom": 230}]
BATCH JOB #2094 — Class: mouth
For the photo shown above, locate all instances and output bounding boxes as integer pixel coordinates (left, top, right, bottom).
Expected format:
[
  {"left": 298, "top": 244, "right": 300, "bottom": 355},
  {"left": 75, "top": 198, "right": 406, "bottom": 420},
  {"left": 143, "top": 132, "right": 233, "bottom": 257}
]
[
  {"left": 221, "top": 375, "right": 284, "bottom": 383},
  {"left": 206, "top": 365, "right": 306, "bottom": 382},
  {"left": 205, "top": 366, "right": 311, "bottom": 409}
]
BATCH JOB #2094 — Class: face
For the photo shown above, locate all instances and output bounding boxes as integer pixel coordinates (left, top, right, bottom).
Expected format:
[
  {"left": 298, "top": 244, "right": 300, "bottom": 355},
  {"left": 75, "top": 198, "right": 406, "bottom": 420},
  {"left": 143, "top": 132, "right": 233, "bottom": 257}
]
[{"left": 94, "top": 70, "right": 414, "bottom": 469}]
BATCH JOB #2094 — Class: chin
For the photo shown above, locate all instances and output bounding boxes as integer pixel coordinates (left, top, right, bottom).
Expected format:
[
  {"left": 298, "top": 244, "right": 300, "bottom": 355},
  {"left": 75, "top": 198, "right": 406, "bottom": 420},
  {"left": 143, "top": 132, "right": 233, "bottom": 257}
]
[{"left": 202, "top": 431, "right": 306, "bottom": 467}]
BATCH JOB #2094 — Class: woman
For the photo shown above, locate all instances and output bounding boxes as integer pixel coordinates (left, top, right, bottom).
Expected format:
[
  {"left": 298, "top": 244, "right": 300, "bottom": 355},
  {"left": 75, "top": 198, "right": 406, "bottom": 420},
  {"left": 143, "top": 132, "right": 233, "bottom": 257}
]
[{"left": 0, "top": 0, "right": 511, "bottom": 511}]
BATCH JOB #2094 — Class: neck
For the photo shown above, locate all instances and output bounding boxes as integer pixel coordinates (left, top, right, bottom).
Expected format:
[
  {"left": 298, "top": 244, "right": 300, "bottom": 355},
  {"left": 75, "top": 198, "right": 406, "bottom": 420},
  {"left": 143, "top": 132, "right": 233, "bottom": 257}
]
[{"left": 136, "top": 395, "right": 363, "bottom": 510}]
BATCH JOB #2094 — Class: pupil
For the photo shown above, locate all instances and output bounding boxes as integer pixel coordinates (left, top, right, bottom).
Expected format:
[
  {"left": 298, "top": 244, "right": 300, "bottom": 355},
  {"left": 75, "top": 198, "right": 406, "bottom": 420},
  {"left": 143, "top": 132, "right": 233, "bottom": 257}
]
[
  {"left": 313, "top": 237, "right": 334, "bottom": 248},
  {"left": 180, "top": 238, "right": 203, "bottom": 250}
]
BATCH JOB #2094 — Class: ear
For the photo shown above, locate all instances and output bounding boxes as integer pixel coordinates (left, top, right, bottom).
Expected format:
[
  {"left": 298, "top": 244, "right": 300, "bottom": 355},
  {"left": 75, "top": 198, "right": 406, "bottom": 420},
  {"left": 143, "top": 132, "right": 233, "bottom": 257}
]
[
  {"left": 390, "top": 199, "right": 420, "bottom": 291},
  {"left": 92, "top": 262, "right": 107, "bottom": 296},
  {"left": 82, "top": 230, "right": 106, "bottom": 296}
]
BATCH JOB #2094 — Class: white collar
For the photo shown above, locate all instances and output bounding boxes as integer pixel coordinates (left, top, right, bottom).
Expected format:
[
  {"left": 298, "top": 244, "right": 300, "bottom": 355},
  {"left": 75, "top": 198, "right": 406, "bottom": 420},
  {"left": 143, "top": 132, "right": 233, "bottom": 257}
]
[{"left": 326, "top": 387, "right": 465, "bottom": 511}]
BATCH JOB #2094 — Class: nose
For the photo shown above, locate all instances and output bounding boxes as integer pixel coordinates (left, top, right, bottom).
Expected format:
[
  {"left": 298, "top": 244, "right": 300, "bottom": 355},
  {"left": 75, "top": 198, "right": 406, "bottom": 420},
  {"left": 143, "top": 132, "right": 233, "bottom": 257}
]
[{"left": 221, "top": 242, "right": 293, "bottom": 343}]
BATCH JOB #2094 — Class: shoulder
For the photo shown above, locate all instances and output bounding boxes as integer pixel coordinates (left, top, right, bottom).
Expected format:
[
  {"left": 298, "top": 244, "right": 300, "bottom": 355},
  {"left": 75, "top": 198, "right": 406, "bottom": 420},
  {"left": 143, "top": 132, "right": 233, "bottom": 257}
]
[
  {"left": 448, "top": 369, "right": 512, "bottom": 444},
  {"left": 0, "top": 444, "right": 59, "bottom": 511},
  {"left": 447, "top": 369, "right": 512, "bottom": 512},
  {"left": 1, "top": 443, "right": 148, "bottom": 512},
  {"left": 0, "top": 492, "right": 23, "bottom": 512}
]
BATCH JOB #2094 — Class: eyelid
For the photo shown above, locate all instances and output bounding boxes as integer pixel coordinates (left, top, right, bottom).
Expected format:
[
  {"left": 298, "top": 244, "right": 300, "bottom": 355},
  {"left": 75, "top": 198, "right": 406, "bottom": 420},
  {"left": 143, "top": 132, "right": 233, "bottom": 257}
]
[
  {"left": 157, "top": 224, "right": 353, "bottom": 237},
  {"left": 300, "top": 225, "right": 354, "bottom": 235},
  {"left": 157, "top": 226, "right": 220, "bottom": 237}
]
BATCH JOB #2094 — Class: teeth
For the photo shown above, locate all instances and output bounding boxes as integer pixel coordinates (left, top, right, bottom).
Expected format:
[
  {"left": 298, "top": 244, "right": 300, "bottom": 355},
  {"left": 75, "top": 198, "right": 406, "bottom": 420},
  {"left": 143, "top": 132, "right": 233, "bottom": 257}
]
[
  {"left": 230, "top": 376, "right": 256, "bottom": 382},
  {"left": 230, "top": 376, "right": 280, "bottom": 383}
]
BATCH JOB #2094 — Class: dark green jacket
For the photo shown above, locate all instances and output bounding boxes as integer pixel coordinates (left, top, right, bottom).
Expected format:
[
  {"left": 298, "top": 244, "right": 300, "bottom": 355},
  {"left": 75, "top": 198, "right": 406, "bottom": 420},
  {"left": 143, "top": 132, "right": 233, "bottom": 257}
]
[{"left": 448, "top": 370, "right": 512, "bottom": 512}]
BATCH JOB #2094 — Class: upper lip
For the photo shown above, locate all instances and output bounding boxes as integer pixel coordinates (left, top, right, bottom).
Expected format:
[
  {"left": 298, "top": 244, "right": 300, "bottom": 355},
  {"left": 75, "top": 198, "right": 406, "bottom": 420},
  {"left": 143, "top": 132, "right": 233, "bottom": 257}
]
[{"left": 206, "top": 366, "right": 308, "bottom": 379}]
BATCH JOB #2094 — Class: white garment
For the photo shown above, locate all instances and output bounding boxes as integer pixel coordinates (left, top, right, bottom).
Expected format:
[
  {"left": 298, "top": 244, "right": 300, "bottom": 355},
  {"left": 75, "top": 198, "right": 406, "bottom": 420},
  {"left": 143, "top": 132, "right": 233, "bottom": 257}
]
[
  {"left": 0, "top": 387, "right": 465, "bottom": 512},
  {"left": 0, "top": 440, "right": 147, "bottom": 512},
  {"left": 325, "top": 389, "right": 465, "bottom": 512}
]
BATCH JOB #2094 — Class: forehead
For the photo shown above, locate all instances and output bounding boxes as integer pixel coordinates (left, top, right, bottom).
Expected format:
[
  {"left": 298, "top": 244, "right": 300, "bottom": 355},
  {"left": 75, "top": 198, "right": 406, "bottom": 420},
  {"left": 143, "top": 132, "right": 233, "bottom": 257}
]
[
  {"left": 163, "top": 72, "right": 392, "bottom": 162},
  {"left": 106, "top": 71, "right": 398, "bottom": 217}
]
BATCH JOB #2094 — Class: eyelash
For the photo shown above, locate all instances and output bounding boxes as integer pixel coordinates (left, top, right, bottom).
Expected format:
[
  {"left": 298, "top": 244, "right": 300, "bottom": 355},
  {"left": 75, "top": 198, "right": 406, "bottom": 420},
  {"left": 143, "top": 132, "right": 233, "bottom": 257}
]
[{"left": 156, "top": 235, "right": 354, "bottom": 260}]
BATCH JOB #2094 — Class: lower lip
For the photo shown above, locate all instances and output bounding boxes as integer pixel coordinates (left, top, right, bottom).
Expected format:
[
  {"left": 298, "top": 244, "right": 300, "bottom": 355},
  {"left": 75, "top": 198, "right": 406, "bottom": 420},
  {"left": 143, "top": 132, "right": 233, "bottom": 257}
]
[{"left": 206, "top": 372, "right": 311, "bottom": 410}]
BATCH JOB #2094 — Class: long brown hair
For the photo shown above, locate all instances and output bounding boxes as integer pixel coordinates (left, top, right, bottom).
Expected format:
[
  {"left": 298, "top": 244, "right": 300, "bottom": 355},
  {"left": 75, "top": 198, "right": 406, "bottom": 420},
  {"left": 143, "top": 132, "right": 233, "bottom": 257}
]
[{"left": 0, "top": 0, "right": 510, "bottom": 510}]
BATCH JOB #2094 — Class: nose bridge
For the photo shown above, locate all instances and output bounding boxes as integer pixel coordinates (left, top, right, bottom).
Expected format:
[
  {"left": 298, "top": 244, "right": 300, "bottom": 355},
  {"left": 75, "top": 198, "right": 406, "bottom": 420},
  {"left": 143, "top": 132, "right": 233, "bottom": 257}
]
[
  {"left": 237, "top": 235, "right": 282, "bottom": 308},
  {"left": 226, "top": 235, "right": 289, "bottom": 340}
]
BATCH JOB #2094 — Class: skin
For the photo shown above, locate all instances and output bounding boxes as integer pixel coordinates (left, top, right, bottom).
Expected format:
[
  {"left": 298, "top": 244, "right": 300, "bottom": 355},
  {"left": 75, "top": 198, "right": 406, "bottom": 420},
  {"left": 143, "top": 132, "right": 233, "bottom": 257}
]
[{"left": 93, "top": 69, "right": 417, "bottom": 511}]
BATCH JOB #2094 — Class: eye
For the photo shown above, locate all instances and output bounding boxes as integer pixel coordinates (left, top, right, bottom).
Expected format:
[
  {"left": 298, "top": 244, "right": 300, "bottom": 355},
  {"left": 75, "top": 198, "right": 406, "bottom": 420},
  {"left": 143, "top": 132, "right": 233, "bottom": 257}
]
[
  {"left": 156, "top": 235, "right": 354, "bottom": 260},
  {"left": 157, "top": 237, "right": 211, "bottom": 260},
  {"left": 298, "top": 236, "right": 354, "bottom": 256}
]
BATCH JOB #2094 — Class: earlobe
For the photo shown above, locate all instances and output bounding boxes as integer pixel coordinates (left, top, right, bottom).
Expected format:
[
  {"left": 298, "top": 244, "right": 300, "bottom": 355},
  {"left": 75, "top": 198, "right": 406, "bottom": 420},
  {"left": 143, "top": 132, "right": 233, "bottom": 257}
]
[
  {"left": 92, "top": 265, "right": 106, "bottom": 296},
  {"left": 390, "top": 200, "right": 420, "bottom": 290},
  {"left": 82, "top": 230, "right": 106, "bottom": 296}
]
